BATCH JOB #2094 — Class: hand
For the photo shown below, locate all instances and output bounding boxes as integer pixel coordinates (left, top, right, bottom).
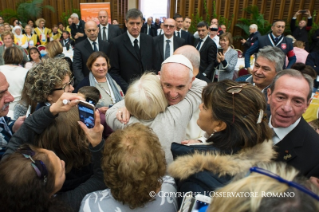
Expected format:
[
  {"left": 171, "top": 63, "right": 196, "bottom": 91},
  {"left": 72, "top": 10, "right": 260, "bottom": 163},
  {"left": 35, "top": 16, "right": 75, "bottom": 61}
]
[
  {"left": 181, "top": 140, "right": 202, "bottom": 145},
  {"left": 116, "top": 107, "right": 130, "bottom": 124},
  {"left": 98, "top": 107, "right": 109, "bottom": 114},
  {"left": 78, "top": 109, "right": 103, "bottom": 148},
  {"left": 310, "top": 176, "right": 319, "bottom": 189},
  {"left": 49, "top": 93, "right": 85, "bottom": 116},
  {"left": 241, "top": 39, "right": 246, "bottom": 44},
  {"left": 217, "top": 52, "right": 225, "bottom": 63},
  {"left": 74, "top": 34, "right": 79, "bottom": 39},
  {"left": 12, "top": 116, "right": 26, "bottom": 133},
  {"left": 306, "top": 9, "right": 311, "bottom": 17},
  {"left": 294, "top": 10, "right": 301, "bottom": 17}
]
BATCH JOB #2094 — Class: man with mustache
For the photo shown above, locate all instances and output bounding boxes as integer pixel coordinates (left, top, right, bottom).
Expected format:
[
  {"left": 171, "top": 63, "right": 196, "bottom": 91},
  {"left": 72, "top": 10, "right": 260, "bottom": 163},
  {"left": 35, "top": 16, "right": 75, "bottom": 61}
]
[{"left": 0, "top": 72, "right": 25, "bottom": 156}]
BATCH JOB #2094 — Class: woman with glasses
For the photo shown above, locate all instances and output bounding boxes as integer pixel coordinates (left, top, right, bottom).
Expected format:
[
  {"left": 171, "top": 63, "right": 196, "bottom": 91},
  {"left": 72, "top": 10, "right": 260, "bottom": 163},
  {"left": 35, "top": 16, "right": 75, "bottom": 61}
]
[
  {"left": 168, "top": 80, "right": 275, "bottom": 206},
  {"left": 74, "top": 51, "right": 123, "bottom": 114},
  {"left": 25, "top": 58, "right": 74, "bottom": 110},
  {"left": 1, "top": 93, "right": 105, "bottom": 211},
  {"left": 208, "top": 162, "right": 319, "bottom": 211}
]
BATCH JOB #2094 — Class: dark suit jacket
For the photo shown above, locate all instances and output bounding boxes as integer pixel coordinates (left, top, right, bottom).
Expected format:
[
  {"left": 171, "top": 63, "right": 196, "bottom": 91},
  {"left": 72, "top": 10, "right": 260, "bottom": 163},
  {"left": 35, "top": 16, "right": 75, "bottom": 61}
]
[
  {"left": 141, "top": 23, "right": 157, "bottom": 37},
  {"left": 108, "top": 32, "right": 154, "bottom": 92},
  {"left": 180, "top": 30, "right": 194, "bottom": 45},
  {"left": 70, "top": 20, "right": 87, "bottom": 44},
  {"left": 97, "top": 24, "right": 122, "bottom": 42},
  {"left": 194, "top": 37, "right": 217, "bottom": 79},
  {"left": 153, "top": 35, "right": 186, "bottom": 71},
  {"left": 73, "top": 39, "right": 109, "bottom": 85},
  {"left": 60, "top": 39, "right": 75, "bottom": 47},
  {"left": 274, "top": 117, "right": 319, "bottom": 178},
  {"left": 243, "top": 31, "right": 261, "bottom": 54}
]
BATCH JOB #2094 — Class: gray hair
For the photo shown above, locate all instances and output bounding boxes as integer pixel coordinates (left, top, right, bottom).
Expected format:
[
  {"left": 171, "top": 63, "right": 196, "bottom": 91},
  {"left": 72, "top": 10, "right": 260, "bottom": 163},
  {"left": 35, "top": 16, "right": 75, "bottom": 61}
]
[
  {"left": 70, "top": 13, "right": 79, "bottom": 19},
  {"left": 175, "top": 49, "right": 200, "bottom": 71},
  {"left": 125, "top": 8, "right": 143, "bottom": 22},
  {"left": 257, "top": 46, "right": 285, "bottom": 73},
  {"left": 269, "top": 69, "right": 313, "bottom": 101},
  {"left": 249, "top": 24, "right": 258, "bottom": 31}
]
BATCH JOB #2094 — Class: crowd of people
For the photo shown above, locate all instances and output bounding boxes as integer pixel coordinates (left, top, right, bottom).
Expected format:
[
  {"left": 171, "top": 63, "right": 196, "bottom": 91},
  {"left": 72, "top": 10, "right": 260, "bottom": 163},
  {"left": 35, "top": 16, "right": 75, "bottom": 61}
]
[{"left": 0, "top": 6, "right": 319, "bottom": 212}]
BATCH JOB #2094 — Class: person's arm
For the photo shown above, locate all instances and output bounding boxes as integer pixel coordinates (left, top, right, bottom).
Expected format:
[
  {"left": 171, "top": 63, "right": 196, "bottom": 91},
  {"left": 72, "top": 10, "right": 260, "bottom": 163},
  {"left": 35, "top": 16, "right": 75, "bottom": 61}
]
[
  {"left": 58, "top": 110, "right": 106, "bottom": 212},
  {"left": 290, "top": 14, "right": 297, "bottom": 32},
  {"left": 203, "top": 42, "right": 217, "bottom": 77},
  {"left": 244, "top": 40, "right": 259, "bottom": 68},
  {"left": 107, "top": 41, "right": 129, "bottom": 92},
  {"left": 222, "top": 50, "right": 238, "bottom": 72},
  {"left": 105, "top": 100, "right": 126, "bottom": 130},
  {"left": 286, "top": 45, "right": 296, "bottom": 68},
  {"left": 306, "top": 10, "right": 312, "bottom": 31},
  {"left": 72, "top": 45, "right": 85, "bottom": 85}
]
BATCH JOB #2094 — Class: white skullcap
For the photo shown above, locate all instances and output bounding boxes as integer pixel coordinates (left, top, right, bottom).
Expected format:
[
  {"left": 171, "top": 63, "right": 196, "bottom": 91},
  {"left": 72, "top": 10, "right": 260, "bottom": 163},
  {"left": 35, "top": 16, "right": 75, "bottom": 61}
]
[
  {"left": 13, "top": 25, "right": 22, "bottom": 31},
  {"left": 161, "top": 54, "right": 193, "bottom": 72}
]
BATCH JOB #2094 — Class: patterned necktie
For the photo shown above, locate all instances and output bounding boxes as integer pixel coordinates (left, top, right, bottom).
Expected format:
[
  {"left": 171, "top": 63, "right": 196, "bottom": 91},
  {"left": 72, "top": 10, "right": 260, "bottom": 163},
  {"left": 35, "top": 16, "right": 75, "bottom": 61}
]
[{"left": 164, "top": 40, "right": 171, "bottom": 59}]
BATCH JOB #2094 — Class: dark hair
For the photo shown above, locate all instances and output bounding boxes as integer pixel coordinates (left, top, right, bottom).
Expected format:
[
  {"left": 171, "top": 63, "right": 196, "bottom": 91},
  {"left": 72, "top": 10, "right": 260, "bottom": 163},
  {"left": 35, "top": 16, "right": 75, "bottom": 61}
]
[
  {"left": 27, "top": 19, "right": 34, "bottom": 24},
  {"left": 86, "top": 51, "right": 111, "bottom": 71},
  {"left": 62, "top": 30, "right": 70, "bottom": 35},
  {"left": 78, "top": 86, "right": 100, "bottom": 106},
  {"left": 291, "top": 63, "right": 317, "bottom": 79},
  {"left": 184, "top": 16, "right": 191, "bottom": 21},
  {"left": 29, "top": 46, "right": 41, "bottom": 61},
  {"left": 0, "top": 144, "right": 72, "bottom": 212},
  {"left": 197, "top": 21, "right": 208, "bottom": 29},
  {"left": 3, "top": 46, "right": 23, "bottom": 64},
  {"left": 272, "top": 19, "right": 286, "bottom": 26},
  {"left": 125, "top": 8, "right": 143, "bottom": 22},
  {"left": 173, "top": 13, "right": 183, "bottom": 20},
  {"left": 269, "top": 69, "right": 314, "bottom": 101},
  {"left": 35, "top": 107, "right": 91, "bottom": 173},
  {"left": 203, "top": 80, "right": 272, "bottom": 150}
]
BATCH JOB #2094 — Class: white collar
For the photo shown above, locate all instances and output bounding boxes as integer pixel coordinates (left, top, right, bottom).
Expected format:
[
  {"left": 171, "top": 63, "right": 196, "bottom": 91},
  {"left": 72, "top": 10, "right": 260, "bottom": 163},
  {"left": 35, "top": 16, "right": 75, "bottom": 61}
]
[
  {"left": 164, "top": 35, "right": 173, "bottom": 42},
  {"left": 100, "top": 24, "right": 108, "bottom": 29},
  {"left": 175, "top": 29, "right": 182, "bottom": 33},
  {"left": 199, "top": 35, "right": 209, "bottom": 42},
  {"left": 127, "top": 31, "right": 140, "bottom": 46},
  {"left": 88, "top": 38, "right": 99, "bottom": 46},
  {"left": 269, "top": 116, "right": 301, "bottom": 143}
]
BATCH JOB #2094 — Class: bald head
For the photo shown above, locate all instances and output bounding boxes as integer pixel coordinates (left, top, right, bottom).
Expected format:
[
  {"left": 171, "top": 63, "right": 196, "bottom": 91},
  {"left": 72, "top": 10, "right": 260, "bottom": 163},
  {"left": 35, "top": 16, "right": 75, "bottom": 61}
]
[
  {"left": 98, "top": 10, "right": 109, "bottom": 26},
  {"left": 174, "top": 45, "right": 200, "bottom": 76},
  {"left": 85, "top": 20, "right": 99, "bottom": 41},
  {"left": 163, "top": 18, "right": 176, "bottom": 38}
]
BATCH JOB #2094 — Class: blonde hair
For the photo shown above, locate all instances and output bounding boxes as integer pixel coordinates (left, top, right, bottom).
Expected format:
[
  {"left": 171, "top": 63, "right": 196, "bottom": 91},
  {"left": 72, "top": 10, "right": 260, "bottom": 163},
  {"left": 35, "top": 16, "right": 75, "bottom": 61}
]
[
  {"left": 46, "top": 40, "right": 63, "bottom": 58},
  {"left": 125, "top": 72, "right": 168, "bottom": 120},
  {"left": 208, "top": 162, "right": 319, "bottom": 212},
  {"left": 35, "top": 18, "right": 45, "bottom": 27}
]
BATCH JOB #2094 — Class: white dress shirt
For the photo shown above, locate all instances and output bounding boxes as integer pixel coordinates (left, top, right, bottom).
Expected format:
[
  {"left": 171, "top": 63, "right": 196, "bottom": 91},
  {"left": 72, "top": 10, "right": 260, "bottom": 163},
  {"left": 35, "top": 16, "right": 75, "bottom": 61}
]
[
  {"left": 163, "top": 36, "right": 174, "bottom": 58},
  {"left": 269, "top": 116, "right": 301, "bottom": 145},
  {"left": 127, "top": 31, "right": 140, "bottom": 47},
  {"left": 99, "top": 24, "right": 108, "bottom": 41},
  {"left": 211, "top": 35, "right": 220, "bottom": 48},
  {"left": 175, "top": 29, "right": 182, "bottom": 38},
  {"left": 88, "top": 38, "right": 99, "bottom": 51}
]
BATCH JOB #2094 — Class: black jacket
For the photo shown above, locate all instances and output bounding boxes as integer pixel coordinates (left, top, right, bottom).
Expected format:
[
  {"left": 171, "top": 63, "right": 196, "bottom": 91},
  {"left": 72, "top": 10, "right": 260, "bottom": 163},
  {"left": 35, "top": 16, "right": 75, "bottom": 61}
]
[
  {"left": 141, "top": 23, "right": 157, "bottom": 37},
  {"left": 97, "top": 24, "right": 122, "bottom": 42},
  {"left": 70, "top": 20, "right": 87, "bottom": 44},
  {"left": 243, "top": 31, "right": 261, "bottom": 54},
  {"left": 153, "top": 34, "right": 186, "bottom": 71}
]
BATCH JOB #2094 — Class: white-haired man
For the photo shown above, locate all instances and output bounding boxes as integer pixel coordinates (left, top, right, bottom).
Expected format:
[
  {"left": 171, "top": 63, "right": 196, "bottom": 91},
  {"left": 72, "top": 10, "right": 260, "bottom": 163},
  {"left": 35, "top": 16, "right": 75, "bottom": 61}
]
[
  {"left": 70, "top": 13, "right": 86, "bottom": 44},
  {"left": 241, "top": 24, "right": 261, "bottom": 54}
]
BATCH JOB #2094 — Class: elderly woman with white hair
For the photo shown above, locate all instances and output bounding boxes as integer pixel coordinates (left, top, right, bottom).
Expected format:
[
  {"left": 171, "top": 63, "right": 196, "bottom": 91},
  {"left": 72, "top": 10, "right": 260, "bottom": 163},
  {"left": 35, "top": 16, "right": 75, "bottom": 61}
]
[
  {"left": 106, "top": 55, "right": 206, "bottom": 165},
  {"left": 13, "top": 26, "right": 28, "bottom": 49}
]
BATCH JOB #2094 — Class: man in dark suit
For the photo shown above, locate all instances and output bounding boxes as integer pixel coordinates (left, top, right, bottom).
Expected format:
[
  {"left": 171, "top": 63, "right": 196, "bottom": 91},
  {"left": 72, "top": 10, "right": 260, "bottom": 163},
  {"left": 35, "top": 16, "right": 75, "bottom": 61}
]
[
  {"left": 73, "top": 20, "right": 109, "bottom": 85},
  {"left": 194, "top": 21, "right": 217, "bottom": 80},
  {"left": 240, "top": 24, "right": 261, "bottom": 54},
  {"left": 60, "top": 31, "right": 75, "bottom": 48},
  {"left": 153, "top": 18, "right": 185, "bottom": 71},
  {"left": 154, "top": 18, "right": 161, "bottom": 30},
  {"left": 267, "top": 69, "right": 319, "bottom": 179},
  {"left": 141, "top": 17, "right": 157, "bottom": 37},
  {"left": 108, "top": 8, "right": 154, "bottom": 92},
  {"left": 291, "top": 9, "right": 312, "bottom": 51},
  {"left": 70, "top": 13, "right": 86, "bottom": 44},
  {"left": 174, "top": 14, "right": 193, "bottom": 45},
  {"left": 97, "top": 10, "right": 122, "bottom": 42}
]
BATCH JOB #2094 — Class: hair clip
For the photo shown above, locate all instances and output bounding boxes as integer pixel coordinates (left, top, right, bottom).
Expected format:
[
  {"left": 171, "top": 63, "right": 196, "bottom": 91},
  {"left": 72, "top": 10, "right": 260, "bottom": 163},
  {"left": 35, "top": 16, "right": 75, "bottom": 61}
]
[{"left": 257, "top": 109, "right": 264, "bottom": 124}]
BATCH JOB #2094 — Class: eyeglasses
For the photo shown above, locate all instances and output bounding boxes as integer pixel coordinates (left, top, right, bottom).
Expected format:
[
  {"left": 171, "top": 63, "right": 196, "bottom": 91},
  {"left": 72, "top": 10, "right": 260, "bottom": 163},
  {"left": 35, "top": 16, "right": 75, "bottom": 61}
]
[
  {"left": 18, "top": 145, "right": 48, "bottom": 185},
  {"left": 250, "top": 167, "right": 319, "bottom": 201},
  {"left": 226, "top": 83, "right": 248, "bottom": 123},
  {"left": 51, "top": 76, "right": 74, "bottom": 93},
  {"left": 163, "top": 24, "right": 175, "bottom": 28}
]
